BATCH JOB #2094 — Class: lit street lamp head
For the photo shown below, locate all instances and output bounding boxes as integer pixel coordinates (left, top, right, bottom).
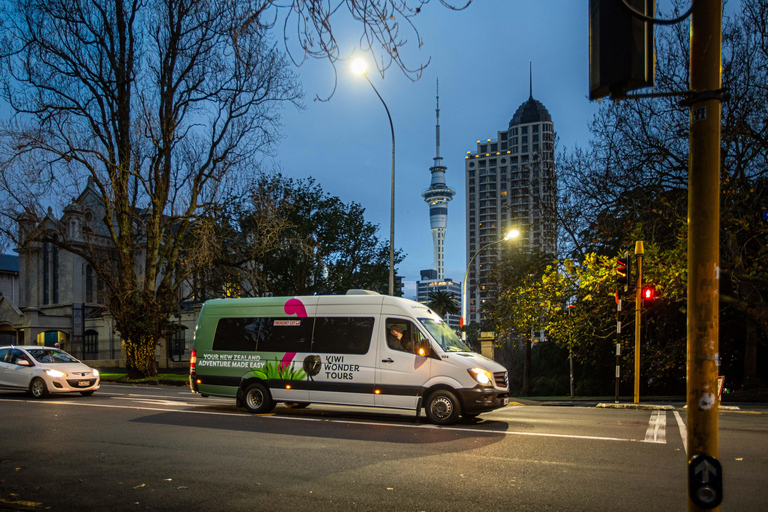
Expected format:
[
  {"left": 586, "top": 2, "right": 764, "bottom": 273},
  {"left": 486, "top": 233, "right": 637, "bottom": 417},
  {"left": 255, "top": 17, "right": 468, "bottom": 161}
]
[
  {"left": 505, "top": 228, "right": 521, "bottom": 241},
  {"left": 351, "top": 58, "right": 368, "bottom": 76}
]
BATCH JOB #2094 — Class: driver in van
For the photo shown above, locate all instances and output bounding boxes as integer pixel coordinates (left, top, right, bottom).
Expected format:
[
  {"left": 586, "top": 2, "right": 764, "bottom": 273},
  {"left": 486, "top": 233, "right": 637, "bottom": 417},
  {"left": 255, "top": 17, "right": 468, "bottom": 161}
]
[{"left": 386, "top": 323, "right": 405, "bottom": 351}]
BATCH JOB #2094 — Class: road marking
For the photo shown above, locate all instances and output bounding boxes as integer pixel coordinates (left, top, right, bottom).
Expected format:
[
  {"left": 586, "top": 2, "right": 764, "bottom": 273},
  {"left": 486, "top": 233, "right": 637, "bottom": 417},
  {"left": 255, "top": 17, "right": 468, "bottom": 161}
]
[
  {"left": 673, "top": 410, "right": 687, "bottom": 454},
  {"left": 111, "top": 397, "right": 206, "bottom": 407},
  {"left": 0, "top": 398, "right": 637, "bottom": 443},
  {"left": 643, "top": 410, "right": 667, "bottom": 443}
]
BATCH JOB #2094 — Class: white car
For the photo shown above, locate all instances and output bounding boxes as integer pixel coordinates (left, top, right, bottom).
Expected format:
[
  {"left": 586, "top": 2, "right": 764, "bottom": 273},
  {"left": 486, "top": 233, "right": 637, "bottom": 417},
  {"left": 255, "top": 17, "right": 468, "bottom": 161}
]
[{"left": 0, "top": 345, "right": 100, "bottom": 398}]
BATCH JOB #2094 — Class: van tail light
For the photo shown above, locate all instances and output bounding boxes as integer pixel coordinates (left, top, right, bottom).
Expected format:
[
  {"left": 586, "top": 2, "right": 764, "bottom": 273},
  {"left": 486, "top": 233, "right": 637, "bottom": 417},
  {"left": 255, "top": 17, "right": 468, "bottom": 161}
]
[{"left": 190, "top": 350, "right": 197, "bottom": 376}]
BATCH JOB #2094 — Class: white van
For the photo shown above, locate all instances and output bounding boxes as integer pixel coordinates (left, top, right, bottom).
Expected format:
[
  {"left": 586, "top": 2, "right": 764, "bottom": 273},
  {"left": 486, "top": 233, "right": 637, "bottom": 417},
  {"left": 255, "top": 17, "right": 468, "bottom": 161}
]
[{"left": 189, "top": 291, "right": 510, "bottom": 425}]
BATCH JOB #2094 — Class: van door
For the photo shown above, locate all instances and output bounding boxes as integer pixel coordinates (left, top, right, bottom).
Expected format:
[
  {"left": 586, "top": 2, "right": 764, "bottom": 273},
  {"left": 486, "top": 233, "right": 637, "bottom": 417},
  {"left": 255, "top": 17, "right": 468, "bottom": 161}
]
[
  {"left": 307, "top": 313, "right": 377, "bottom": 407},
  {"left": 375, "top": 318, "right": 432, "bottom": 410}
]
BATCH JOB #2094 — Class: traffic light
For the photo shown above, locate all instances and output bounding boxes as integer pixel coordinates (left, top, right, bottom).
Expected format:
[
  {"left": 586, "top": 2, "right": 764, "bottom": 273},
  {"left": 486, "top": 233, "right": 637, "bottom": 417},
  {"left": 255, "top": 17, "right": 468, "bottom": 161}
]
[
  {"left": 617, "top": 256, "right": 631, "bottom": 289},
  {"left": 589, "top": 0, "right": 656, "bottom": 100},
  {"left": 642, "top": 286, "right": 655, "bottom": 306}
]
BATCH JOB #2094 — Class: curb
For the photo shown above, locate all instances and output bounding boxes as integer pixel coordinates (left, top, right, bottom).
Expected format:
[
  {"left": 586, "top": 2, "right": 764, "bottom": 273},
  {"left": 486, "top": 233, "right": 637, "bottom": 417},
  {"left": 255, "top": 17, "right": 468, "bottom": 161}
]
[{"left": 597, "top": 403, "right": 676, "bottom": 410}]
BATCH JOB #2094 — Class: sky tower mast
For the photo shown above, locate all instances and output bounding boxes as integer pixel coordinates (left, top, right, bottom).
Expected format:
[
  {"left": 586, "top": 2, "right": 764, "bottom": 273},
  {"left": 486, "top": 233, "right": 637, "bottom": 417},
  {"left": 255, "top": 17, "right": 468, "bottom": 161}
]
[{"left": 421, "top": 80, "right": 456, "bottom": 279}]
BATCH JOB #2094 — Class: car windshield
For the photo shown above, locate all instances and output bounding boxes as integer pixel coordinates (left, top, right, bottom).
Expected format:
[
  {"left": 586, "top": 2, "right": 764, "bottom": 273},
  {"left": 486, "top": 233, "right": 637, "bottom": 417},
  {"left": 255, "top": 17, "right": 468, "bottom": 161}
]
[
  {"left": 419, "top": 318, "right": 472, "bottom": 352},
  {"left": 27, "top": 349, "right": 79, "bottom": 363}
]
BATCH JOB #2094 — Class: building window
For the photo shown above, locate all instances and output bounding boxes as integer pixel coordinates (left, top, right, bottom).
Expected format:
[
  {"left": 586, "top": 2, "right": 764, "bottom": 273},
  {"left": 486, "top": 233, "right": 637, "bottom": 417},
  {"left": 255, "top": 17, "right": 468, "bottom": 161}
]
[
  {"left": 170, "top": 327, "right": 187, "bottom": 361},
  {"left": 85, "top": 264, "right": 97, "bottom": 303},
  {"left": 84, "top": 330, "right": 98, "bottom": 359},
  {"left": 52, "top": 246, "right": 58, "bottom": 304},
  {"left": 43, "top": 243, "right": 49, "bottom": 305}
]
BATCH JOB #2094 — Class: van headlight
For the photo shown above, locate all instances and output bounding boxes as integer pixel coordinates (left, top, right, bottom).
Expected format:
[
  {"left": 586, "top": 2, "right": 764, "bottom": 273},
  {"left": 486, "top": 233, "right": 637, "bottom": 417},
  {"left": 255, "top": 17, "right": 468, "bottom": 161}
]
[
  {"left": 468, "top": 368, "right": 493, "bottom": 386},
  {"left": 45, "top": 369, "right": 67, "bottom": 379}
]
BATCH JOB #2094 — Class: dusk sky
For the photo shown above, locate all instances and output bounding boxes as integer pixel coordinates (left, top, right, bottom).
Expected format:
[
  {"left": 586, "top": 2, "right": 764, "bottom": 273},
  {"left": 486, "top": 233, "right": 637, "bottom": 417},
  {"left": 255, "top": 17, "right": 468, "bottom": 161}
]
[{"left": 272, "top": 0, "right": 603, "bottom": 298}]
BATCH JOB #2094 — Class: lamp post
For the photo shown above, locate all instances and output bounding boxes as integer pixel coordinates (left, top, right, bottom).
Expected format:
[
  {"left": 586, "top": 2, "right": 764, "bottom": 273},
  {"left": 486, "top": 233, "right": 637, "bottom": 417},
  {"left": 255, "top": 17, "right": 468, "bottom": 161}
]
[
  {"left": 461, "top": 228, "right": 520, "bottom": 341},
  {"left": 353, "top": 58, "right": 396, "bottom": 296}
]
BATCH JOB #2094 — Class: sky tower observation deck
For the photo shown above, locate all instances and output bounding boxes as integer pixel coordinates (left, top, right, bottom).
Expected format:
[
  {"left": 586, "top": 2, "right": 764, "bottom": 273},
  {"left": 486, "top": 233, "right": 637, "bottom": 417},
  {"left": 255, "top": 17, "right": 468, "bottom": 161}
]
[{"left": 421, "top": 82, "right": 456, "bottom": 280}]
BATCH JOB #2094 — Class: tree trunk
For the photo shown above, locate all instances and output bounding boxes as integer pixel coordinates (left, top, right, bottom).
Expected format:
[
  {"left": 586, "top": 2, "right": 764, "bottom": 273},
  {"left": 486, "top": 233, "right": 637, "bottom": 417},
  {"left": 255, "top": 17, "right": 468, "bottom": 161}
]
[
  {"left": 523, "top": 337, "right": 532, "bottom": 395},
  {"left": 744, "top": 318, "right": 758, "bottom": 384}
]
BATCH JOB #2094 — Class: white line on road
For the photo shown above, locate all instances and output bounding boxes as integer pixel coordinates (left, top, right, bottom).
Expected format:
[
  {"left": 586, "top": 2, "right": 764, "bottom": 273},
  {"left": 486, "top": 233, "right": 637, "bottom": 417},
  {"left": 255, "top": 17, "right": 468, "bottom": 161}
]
[
  {"left": 1, "top": 398, "right": 638, "bottom": 443},
  {"left": 673, "top": 410, "right": 687, "bottom": 454},
  {"left": 643, "top": 410, "right": 667, "bottom": 443}
]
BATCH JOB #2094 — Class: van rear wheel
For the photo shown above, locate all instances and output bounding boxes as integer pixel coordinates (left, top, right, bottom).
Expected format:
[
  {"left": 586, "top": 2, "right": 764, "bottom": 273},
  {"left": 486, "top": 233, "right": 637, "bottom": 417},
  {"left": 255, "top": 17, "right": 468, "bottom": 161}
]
[
  {"left": 425, "top": 389, "right": 460, "bottom": 425},
  {"left": 243, "top": 383, "right": 275, "bottom": 414}
]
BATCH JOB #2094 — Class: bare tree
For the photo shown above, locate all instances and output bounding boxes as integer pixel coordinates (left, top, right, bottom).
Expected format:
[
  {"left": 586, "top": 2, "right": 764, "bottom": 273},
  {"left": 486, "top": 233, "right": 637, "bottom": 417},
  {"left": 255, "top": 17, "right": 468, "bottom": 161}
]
[
  {"left": 0, "top": 0, "right": 470, "bottom": 376},
  {"left": 0, "top": 0, "right": 304, "bottom": 376}
]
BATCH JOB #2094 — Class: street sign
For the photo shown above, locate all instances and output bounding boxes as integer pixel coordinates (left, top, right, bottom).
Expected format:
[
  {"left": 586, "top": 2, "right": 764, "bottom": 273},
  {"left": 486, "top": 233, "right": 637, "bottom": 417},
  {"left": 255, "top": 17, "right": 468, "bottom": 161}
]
[{"left": 688, "top": 454, "right": 723, "bottom": 509}]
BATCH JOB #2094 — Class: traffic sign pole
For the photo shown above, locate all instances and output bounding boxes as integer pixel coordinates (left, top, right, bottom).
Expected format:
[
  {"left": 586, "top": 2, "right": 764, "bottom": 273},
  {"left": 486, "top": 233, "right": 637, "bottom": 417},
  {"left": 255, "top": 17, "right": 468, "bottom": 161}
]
[
  {"left": 687, "top": 0, "right": 723, "bottom": 510},
  {"left": 633, "top": 241, "right": 643, "bottom": 404}
]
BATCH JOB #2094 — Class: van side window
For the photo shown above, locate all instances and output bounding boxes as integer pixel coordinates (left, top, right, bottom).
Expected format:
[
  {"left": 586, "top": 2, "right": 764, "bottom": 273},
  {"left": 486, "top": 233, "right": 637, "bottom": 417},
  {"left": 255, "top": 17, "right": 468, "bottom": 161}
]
[
  {"left": 385, "top": 319, "right": 428, "bottom": 355},
  {"left": 212, "top": 317, "right": 313, "bottom": 352},
  {"left": 311, "top": 317, "right": 374, "bottom": 354}
]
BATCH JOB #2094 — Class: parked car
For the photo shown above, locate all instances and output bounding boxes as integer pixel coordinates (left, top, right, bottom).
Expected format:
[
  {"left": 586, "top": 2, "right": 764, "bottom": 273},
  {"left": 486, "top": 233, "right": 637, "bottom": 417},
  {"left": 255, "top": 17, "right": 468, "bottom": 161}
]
[{"left": 0, "top": 345, "right": 100, "bottom": 398}]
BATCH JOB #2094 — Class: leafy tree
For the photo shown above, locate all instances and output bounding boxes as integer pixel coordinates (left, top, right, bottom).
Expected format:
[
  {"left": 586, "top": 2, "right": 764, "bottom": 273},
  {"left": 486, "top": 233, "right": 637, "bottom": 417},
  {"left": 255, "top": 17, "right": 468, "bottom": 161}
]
[
  {"left": 426, "top": 290, "right": 459, "bottom": 319},
  {"left": 0, "top": 0, "right": 467, "bottom": 377},
  {"left": 558, "top": 0, "right": 768, "bottom": 390},
  {"left": 209, "top": 173, "right": 401, "bottom": 297}
]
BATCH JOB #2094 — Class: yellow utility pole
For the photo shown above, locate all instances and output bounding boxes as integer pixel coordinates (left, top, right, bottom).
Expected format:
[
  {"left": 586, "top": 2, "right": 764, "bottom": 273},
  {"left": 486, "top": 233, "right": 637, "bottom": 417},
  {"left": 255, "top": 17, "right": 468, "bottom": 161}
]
[
  {"left": 687, "top": 0, "right": 723, "bottom": 510},
  {"left": 633, "top": 241, "right": 643, "bottom": 404}
]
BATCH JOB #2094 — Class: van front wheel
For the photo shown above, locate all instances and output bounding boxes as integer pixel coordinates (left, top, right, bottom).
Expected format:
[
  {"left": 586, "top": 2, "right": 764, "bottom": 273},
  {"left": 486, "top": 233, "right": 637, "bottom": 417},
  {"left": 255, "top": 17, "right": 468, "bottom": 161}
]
[
  {"left": 243, "top": 383, "right": 275, "bottom": 414},
  {"left": 425, "top": 390, "right": 460, "bottom": 425}
]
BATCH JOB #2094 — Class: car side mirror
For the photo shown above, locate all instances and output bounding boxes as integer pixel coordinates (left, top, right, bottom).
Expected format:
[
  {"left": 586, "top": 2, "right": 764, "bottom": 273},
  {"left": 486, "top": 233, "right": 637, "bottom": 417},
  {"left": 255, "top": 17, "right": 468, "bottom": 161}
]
[{"left": 17, "top": 359, "right": 31, "bottom": 367}]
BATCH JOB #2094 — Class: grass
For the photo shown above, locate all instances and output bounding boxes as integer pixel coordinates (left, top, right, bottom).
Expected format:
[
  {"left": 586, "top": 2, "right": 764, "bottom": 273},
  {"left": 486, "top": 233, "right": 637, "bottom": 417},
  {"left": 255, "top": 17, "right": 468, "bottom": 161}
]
[{"left": 100, "top": 373, "right": 189, "bottom": 386}]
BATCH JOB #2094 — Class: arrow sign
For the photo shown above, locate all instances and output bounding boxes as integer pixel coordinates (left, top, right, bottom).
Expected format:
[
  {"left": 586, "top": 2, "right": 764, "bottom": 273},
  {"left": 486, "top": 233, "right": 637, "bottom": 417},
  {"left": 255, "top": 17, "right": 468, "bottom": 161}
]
[{"left": 694, "top": 458, "right": 718, "bottom": 484}]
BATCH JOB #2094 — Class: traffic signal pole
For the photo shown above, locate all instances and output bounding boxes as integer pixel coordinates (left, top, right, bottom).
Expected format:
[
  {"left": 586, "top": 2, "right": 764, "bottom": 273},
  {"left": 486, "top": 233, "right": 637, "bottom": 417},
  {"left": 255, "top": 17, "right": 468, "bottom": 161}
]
[{"left": 687, "top": 0, "right": 723, "bottom": 510}]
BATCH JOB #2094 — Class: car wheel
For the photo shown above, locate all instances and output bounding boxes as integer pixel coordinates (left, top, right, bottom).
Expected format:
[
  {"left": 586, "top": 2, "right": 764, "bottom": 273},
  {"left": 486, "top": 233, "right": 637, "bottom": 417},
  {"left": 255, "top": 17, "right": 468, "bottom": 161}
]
[
  {"left": 243, "top": 383, "right": 275, "bottom": 414},
  {"left": 425, "top": 389, "right": 461, "bottom": 425},
  {"left": 285, "top": 402, "right": 310, "bottom": 409},
  {"left": 80, "top": 391, "right": 95, "bottom": 396},
  {"left": 29, "top": 378, "right": 49, "bottom": 399}
]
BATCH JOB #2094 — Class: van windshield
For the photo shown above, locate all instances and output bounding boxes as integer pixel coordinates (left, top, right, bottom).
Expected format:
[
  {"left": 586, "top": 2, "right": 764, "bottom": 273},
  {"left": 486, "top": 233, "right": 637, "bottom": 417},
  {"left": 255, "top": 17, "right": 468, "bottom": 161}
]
[{"left": 419, "top": 318, "right": 471, "bottom": 353}]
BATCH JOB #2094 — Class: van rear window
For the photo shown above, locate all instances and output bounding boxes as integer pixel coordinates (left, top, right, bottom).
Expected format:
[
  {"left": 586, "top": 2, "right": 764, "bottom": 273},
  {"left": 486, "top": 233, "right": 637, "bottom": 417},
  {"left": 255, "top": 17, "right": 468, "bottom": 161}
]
[
  {"left": 311, "top": 317, "right": 374, "bottom": 354},
  {"left": 212, "top": 317, "right": 313, "bottom": 352}
]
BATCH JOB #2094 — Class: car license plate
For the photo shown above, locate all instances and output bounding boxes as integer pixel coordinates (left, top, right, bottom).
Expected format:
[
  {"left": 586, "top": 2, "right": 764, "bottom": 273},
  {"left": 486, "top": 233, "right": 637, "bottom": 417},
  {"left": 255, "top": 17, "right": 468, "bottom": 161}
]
[
  {"left": 78, "top": 381, "right": 90, "bottom": 387},
  {"left": 503, "top": 397, "right": 509, "bottom": 405}
]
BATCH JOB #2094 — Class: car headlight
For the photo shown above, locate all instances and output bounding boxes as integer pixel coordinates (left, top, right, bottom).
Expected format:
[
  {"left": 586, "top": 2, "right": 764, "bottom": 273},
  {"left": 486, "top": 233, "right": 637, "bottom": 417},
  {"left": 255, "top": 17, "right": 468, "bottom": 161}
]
[
  {"left": 92, "top": 369, "right": 99, "bottom": 377},
  {"left": 468, "top": 368, "right": 493, "bottom": 386},
  {"left": 45, "top": 369, "right": 67, "bottom": 379}
]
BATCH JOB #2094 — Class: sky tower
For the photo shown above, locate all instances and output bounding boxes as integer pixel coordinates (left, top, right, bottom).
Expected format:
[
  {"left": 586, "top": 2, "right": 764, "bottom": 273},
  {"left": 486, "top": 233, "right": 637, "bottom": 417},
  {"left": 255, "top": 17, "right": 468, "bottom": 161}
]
[{"left": 421, "top": 80, "right": 456, "bottom": 279}]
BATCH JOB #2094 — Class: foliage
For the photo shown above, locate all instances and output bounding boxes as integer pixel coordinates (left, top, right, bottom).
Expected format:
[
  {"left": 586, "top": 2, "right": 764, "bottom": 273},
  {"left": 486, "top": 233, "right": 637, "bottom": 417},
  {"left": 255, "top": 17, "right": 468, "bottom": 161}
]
[
  {"left": 426, "top": 290, "right": 460, "bottom": 319},
  {"left": 202, "top": 173, "right": 401, "bottom": 297},
  {"left": 552, "top": 0, "right": 768, "bottom": 392}
]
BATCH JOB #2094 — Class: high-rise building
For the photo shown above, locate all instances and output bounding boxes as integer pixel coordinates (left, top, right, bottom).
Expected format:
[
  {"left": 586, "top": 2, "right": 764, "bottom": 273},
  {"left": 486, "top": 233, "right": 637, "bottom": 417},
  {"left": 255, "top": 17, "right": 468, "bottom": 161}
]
[
  {"left": 421, "top": 81, "right": 456, "bottom": 280},
  {"left": 464, "top": 84, "right": 556, "bottom": 326}
]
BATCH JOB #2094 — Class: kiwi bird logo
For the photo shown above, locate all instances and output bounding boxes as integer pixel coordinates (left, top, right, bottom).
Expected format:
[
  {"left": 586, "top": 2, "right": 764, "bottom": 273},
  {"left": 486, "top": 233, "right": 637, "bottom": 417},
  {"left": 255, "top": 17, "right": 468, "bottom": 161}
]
[{"left": 303, "top": 355, "right": 322, "bottom": 381}]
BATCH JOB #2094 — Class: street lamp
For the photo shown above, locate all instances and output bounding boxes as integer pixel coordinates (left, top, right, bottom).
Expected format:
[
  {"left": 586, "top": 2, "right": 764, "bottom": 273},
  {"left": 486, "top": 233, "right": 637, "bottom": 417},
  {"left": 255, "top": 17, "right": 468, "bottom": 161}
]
[
  {"left": 461, "top": 228, "right": 520, "bottom": 341},
  {"left": 353, "top": 58, "right": 396, "bottom": 296}
]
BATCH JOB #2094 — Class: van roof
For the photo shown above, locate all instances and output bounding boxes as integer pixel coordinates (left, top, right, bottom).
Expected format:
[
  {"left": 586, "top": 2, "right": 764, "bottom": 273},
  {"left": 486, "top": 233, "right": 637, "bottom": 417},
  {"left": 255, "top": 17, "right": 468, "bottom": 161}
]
[{"left": 198, "top": 293, "right": 435, "bottom": 315}]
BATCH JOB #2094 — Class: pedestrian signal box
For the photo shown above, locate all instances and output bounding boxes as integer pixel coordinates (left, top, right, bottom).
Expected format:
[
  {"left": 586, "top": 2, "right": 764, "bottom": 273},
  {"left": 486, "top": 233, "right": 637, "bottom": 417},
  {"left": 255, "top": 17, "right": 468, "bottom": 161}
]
[{"left": 688, "top": 454, "right": 722, "bottom": 509}]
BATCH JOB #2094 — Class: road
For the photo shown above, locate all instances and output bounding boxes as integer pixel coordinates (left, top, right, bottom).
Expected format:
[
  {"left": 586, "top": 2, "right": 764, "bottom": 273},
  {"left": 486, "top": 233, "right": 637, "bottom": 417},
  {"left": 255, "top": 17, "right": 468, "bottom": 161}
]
[{"left": 1, "top": 384, "right": 766, "bottom": 511}]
